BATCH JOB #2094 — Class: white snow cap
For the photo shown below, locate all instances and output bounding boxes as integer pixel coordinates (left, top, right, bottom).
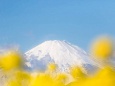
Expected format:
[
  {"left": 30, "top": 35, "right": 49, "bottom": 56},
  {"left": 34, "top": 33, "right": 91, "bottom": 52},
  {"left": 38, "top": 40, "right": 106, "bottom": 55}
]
[{"left": 25, "top": 40, "right": 97, "bottom": 72}]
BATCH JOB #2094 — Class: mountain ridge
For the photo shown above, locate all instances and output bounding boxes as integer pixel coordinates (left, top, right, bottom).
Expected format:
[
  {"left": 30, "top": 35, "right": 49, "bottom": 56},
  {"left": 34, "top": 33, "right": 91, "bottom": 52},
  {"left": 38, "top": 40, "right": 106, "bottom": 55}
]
[{"left": 25, "top": 40, "right": 97, "bottom": 73}]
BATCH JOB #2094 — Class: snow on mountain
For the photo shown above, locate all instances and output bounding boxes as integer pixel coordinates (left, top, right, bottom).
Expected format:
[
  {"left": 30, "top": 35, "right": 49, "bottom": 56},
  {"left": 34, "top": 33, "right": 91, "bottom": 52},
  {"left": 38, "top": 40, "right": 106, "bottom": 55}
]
[{"left": 25, "top": 40, "right": 97, "bottom": 73}]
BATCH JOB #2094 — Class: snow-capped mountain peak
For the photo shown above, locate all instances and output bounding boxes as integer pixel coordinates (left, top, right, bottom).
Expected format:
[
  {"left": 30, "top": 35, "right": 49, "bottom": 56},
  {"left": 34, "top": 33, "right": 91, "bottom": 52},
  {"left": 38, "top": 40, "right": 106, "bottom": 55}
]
[{"left": 25, "top": 40, "right": 97, "bottom": 72}]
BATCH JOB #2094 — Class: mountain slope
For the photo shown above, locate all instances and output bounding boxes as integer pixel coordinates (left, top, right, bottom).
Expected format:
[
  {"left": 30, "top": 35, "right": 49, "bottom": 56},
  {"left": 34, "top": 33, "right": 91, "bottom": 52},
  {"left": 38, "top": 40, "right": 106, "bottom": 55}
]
[{"left": 25, "top": 40, "right": 97, "bottom": 73}]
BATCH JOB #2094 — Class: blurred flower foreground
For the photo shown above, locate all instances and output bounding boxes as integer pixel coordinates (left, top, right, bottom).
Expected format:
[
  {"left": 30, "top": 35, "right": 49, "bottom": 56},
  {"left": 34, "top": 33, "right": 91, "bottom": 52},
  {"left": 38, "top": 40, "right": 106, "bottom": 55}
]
[{"left": 0, "top": 35, "right": 115, "bottom": 86}]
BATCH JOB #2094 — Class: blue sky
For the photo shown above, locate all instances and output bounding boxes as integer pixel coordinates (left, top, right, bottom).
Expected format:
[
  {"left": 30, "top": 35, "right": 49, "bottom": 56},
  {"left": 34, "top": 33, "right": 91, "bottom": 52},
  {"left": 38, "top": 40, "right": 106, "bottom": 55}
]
[{"left": 0, "top": 0, "right": 115, "bottom": 52}]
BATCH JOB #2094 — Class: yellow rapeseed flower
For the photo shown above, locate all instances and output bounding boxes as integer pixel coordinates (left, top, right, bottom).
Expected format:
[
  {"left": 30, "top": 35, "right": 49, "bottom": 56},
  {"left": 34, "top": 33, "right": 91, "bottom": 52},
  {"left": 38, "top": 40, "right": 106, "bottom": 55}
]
[
  {"left": 6, "top": 71, "right": 31, "bottom": 86},
  {"left": 0, "top": 51, "right": 23, "bottom": 71},
  {"left": 30, "top": 73, "right": 64, "bottom": 86},
  {"left": 70, "top": 66, "right": 86, "bottom": 80},
  {"left": 90, "top": 36, "right": 113, "bottom": 59},
  {"left": 47, "top": 63, "right": 57, "bottom": 72},
  {"left": 56, "top": 73, "right": 68, "bottom": 83}
]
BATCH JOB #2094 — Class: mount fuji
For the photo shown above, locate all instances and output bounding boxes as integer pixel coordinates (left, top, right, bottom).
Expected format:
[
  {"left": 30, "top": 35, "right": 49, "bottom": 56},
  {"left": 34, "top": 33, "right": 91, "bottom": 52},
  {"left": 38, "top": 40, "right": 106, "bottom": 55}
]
[{"left": 25, "top": 40, "right": 97, "bottom": 73}]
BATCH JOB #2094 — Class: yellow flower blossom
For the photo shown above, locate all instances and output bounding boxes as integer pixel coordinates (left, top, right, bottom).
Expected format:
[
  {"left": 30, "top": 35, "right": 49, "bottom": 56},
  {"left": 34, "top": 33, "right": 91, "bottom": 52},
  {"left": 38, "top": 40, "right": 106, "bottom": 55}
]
[
  {"left": 47, "top": 63, "right": 57, "bottom": 72},
  {"left": 90, "top": 36, "right": 113, "bottom": 59},
  {"left": 70, "top": 66, "right": 86, "bottom": 80},
  {"left": 0, "top": 51, "right": 23, "bottom": 71}
]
